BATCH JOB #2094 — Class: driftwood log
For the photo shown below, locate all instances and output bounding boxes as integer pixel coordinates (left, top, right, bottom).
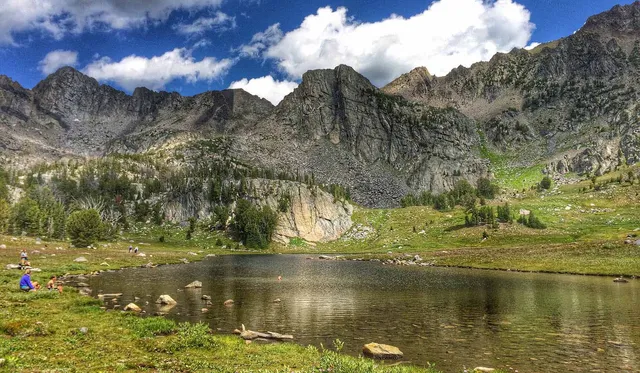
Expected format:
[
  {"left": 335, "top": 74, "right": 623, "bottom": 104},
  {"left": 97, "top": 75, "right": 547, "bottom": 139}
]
[{"left": 235, "top": 324, "right": 294, "bottom": 341}]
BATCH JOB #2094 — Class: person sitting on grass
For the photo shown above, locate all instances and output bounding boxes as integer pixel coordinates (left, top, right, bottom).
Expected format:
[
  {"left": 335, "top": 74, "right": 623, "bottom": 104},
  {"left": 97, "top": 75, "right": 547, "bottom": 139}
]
[
  {"left": 19, "top": 269, "right": 39, "bottom": 292},
  {"left": 19, "top": 249, "right": 30, "bottom": 268},
  {"left": 47, "top": 275, "right": 57, "bottom": 291}
]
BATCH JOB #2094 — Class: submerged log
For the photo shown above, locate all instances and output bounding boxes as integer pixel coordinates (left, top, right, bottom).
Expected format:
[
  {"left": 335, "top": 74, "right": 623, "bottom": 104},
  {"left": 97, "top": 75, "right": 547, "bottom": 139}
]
[{"left": 239, "top": 324, "right": 293, "bottom": 341}]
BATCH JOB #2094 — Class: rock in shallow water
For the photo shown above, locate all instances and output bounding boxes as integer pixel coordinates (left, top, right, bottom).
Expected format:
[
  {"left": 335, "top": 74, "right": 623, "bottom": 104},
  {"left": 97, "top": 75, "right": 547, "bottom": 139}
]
[
  {"left": 185, "top": 280, "right": 202, "bottom": 288},
  {"left": 362, "top": 343, "right": 403, "bottom": 359},
  {"left": 155, "top": 295, "right": 177, "bottom": 305}
]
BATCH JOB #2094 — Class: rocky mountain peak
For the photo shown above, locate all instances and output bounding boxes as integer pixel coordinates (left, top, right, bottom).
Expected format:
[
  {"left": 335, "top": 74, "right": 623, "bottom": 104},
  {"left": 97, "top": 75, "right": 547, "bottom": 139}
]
[
  {"left": 294, "top": 64, "right": 377, "bottom": 98},
  {"left": 382, "top": 66, "right": 432, "bottom": 97},
  {"left": 581, "top": 1, "right": 640, "bottom": 35}
]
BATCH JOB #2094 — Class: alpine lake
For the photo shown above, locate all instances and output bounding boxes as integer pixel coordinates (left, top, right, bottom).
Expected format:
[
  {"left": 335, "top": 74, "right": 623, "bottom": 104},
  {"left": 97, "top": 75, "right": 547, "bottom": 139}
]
[{"left": 85, "top": 254, "right": 640, "bottom": 373}]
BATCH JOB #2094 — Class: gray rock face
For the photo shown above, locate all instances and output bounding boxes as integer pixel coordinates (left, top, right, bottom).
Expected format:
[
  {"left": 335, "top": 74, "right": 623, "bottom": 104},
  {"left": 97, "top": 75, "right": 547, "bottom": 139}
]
[
  {"left": 247, "top": 178, "right": 353, "bottom": 243},
  {"left": 0, "top": 67, "right": 274, "bottom": 159},
  {"left": 383, "top": 2, "right": 640, "bottom": 177},
  {"left": 235, "top": 65, "right": 488, "bottom": 207}
]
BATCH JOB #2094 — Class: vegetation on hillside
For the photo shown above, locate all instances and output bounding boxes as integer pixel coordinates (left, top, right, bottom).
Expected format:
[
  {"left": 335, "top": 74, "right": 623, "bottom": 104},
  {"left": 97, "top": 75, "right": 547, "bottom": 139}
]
[{"left": 0, "top": 139, "right": 351, "bottom": 249}]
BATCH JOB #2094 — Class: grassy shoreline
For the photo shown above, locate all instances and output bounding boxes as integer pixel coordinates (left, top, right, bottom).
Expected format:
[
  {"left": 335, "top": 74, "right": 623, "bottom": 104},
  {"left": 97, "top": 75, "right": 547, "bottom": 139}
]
[{"left": 0, "top": 236, "right": 459, "bottom": 373}]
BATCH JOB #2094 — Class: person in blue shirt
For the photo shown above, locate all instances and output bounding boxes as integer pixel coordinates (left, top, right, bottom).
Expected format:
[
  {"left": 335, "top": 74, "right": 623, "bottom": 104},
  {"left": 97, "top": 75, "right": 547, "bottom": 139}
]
[{"left": 19, "top": 269, "right": 39, "bottom": 292}]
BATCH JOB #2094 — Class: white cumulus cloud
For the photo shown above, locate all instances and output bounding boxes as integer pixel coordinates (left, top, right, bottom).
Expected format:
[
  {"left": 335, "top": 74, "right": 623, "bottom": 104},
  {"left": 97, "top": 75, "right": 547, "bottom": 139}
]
[
  {"left": 229, "top": 76, "right": 298, "bottom": 105},
  {"left": 173, "top": 12, "right": 236, "bottom": 35},
  {"left": 235, "top": 23, "right": 283, "bottom": 58},
  {"left": 83, "top": 48, "right": 235, "bottom": 91},
  {"left": 525, "top": 42, "right": 541, "bottom": 50},
  {"left": 252, "top": 0, "right": 534, "bottom": 86},
  {"left": 39, "top": 49, "right": 79, "bottom": 75},
  {"left": 0, "top": 0, "right": 223, "bottom": 45}
]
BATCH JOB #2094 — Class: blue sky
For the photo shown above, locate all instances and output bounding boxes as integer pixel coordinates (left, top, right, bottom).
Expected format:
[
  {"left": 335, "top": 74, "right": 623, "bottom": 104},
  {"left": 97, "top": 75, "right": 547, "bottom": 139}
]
[{"left": 0, "top": 0, "right": 634, "bottom": 104}]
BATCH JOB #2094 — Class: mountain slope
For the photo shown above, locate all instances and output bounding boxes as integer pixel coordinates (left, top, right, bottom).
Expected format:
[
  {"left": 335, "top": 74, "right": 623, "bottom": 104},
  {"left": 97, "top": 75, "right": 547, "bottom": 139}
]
[
  {"left": 383, "top": 1, "right": 640, "bottom": 176},
  {"left": 232, "top": 65, "right": 489, "bottom": 207}
]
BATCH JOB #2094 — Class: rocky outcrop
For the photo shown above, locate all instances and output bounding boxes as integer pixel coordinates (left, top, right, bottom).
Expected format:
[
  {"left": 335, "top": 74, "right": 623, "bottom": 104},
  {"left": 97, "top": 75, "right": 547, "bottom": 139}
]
[
  {"left": 383, "top": 2, "right": 640, "bottom": 177},
  {"left": 247, "top": 179, "right": 353, "bottom": 243},
  {"left": 236, "top": 65, "right": 489, "bottom": 207}
]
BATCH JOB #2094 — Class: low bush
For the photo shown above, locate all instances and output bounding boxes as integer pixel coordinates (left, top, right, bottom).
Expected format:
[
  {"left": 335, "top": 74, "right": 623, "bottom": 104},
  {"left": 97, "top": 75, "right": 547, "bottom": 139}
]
[{"left": 128, "top": 316, "right": 177, "bottom": 338}]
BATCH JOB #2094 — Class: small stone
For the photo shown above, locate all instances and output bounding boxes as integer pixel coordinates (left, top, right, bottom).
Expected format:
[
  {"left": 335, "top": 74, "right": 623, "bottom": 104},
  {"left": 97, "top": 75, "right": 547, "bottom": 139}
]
[
  {"left": 124, "top": 303, "right": 142, "bottom": 312},
  {"left": 79, "top": 288, "right": 92, "bottom": 296},
  {"left": 362, "top": 343, "right": 403, "bottom": 359},
  {"left": 0, "top": 358, "right": 5, "bottom": 366},
  {"left": 77, "top": 282, "right": 89, "bottom": 287},
  {"left": 179, "top": 258, "right": 189, "bottom": 264},
  {"left": 0, "top": 244, "right": 6, "bottom": 249},
  {"left": 155, "top": 295, "right": 177, "bottom": 305},
  {"left": 100, "top": 262, "right": 110, "bottom": 266},
  {"left": 74, "top": 257, "right": 88, "bottom": 263},
  {"left": 201, "top": 295, "right": 212, "bottom": 300},
  {"left": 30, "top": 268, "right": 42, "bottom": 272},
  {"left": 5, "top": 264, "right": 21, "bottom": 270},
  {"left": 614, "top": 277, "right": 629, "bottom": 283},
  {"left": 188, "top": 252, "right": 198, "bottom": 256},
  {"left": 185, "top": 280, "right": 202, "bottom": 288},
  {"left": 223, "top": 299, "right": 234, "bottom": 306},
  {"left": 201, "top": 308, "right": 208, "bottom": 313},
  {"left": 473, "top": 368, "right": 495, "bottom": 373},
  {"left": 273, "top": 298, "right": 281, "bottom": 303},
  {"left": 79, "top": 327, "right": 88, "bottom": 334},
  {"left": 136, "top": 253, "right": 146, "bottom": 257}
]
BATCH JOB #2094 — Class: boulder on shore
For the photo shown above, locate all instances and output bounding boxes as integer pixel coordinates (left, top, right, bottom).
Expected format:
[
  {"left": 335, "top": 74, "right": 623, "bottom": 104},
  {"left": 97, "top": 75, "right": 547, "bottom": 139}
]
[
  {"left": 124, "top": 303, "right": 142, "bottom": 312},
  {"left": 362, "top": 343, "right": 403, "bottom": 359},
  {"left": 185, "top": 280, "right": 202, "bottom": 288},
  {"left": 155, "top": 295, "right": 177, "bottom": 305}
]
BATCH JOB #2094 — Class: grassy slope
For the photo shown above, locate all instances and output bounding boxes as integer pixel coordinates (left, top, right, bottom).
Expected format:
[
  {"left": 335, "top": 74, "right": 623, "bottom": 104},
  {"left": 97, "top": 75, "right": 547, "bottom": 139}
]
[{"left": 312, "top": 166, "right": 640, "bottom": 276}]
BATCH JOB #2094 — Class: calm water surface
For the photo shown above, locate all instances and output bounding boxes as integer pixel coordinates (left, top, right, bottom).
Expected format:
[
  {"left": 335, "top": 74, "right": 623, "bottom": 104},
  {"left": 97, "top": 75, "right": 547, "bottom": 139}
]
[{"left": 87, "top": 255, "right": 640, "bottom": 372}]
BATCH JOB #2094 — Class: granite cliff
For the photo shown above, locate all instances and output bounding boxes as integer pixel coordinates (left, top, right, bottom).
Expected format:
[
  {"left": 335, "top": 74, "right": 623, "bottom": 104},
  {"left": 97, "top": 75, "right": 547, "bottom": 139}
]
[{"left": 383, "top": 2, "right": 640, "bottom": 176}]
